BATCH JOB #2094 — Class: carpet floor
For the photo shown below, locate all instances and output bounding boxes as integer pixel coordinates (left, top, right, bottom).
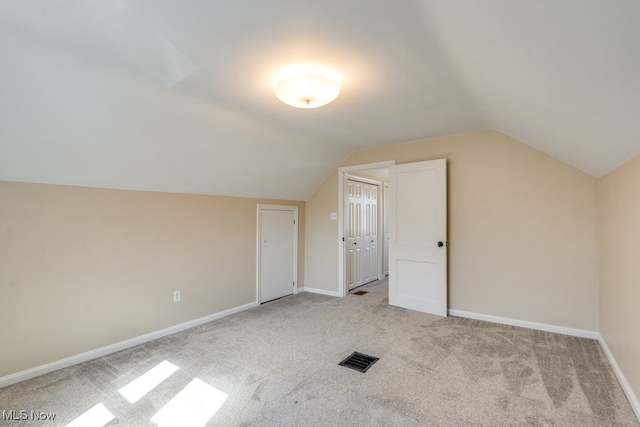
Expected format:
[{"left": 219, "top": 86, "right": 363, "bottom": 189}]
[{"left": 1, "top": 279, "right": 638, "bottom": 426}]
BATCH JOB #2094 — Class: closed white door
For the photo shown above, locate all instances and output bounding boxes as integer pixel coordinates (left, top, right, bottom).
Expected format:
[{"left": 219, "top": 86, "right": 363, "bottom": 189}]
[
  {"left": 363, "top": 183, "right": 378, "bottom": 283},
  {"left": 388, "top": 159, "right": 447, "bottom": 316},
  {"left": 259, "top": 207, "right": 296, "bottom": 303},
  {"left": 346, "top": 179, "right": 379, "bottom": 289},
  {"left": 346, "top": 180, "right": 364, "bottom": 289}
]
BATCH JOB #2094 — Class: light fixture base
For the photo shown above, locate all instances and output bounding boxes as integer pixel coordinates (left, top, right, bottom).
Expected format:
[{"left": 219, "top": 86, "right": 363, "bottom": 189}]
[{"left": 274, "top": 74, "right": 340, "bottom": 109}]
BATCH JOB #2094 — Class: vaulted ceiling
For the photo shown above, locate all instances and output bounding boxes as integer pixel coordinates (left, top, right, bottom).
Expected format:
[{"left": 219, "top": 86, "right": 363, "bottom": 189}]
[{"left": 1, "top": 1, "right": 639, "bottom": 200}]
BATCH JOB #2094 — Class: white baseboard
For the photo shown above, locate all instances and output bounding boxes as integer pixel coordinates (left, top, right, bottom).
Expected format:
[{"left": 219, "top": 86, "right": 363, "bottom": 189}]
[
  {"left": 448, "top": 309, "right": 599, "bottom": 339},
  {"left": 300, "top": 287, "right": 341, "bottom": 297},
  {"left": 597, "top": 335, "right": 640, "bottom": 421},
  {"left": 0, "top": 301, "right": 258, "bottom": 389}
]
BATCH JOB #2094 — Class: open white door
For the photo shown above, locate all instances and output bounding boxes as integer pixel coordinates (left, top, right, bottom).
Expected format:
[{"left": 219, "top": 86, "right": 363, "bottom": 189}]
[{"left": 388, "top": 159, "right": 447, "bottom": 316}]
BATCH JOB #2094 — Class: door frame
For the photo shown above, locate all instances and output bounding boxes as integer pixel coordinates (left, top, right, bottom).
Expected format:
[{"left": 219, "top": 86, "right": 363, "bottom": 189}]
[
  {"left": 256, "top": 204, "right": 298, "bottom": 304},
  {"left": 338, "top": 161, "right": 395, "bottom": 297},
  {"left": 383, "top": 182, "right": 390, "bottom": 277}
]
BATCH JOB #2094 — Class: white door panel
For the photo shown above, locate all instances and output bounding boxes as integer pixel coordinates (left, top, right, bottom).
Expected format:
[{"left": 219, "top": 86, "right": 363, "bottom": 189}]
[
  {"left": 259, "top": 208, "right": 295, "bottom": 303},
  {"left": 363, "top": 183, "right": 378, "bottom": 283},
  {"left": 346, "top": 180, "right": 364, "bottom": 289},
  {"left": 346, "top": 179, "right": 379, "bottom": 289},
  {"left": 389, "top": 159, "right": 447, "bottom": 316}
]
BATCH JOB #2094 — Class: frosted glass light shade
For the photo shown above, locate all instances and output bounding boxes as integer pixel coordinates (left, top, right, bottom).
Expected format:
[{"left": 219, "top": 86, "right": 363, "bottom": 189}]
[{"left": 274, "top": 74, "right": 340, "bottom": 109}]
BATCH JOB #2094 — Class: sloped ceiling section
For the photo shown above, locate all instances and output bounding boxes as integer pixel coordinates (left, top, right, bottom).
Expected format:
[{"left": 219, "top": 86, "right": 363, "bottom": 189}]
[{"left": 0, "top": 1, "right": 638, "bottom": 200}]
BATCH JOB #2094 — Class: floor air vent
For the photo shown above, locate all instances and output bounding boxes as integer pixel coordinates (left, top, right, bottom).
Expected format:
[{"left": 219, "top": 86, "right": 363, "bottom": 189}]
[{"left": 338, "top": 352, "right": 379, "bottom": 373}]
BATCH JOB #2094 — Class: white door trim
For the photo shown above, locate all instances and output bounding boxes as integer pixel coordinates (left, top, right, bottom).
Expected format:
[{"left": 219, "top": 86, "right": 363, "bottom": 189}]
[
  {"left": 256, "top": 204, "right": 298, "bottom": 303},
  {"left": 345, "top": 174, "right": 381, "bottom": 186},
  {"left": 338, "top": 161, "right": 395, "bottom": 297},
  {"left": 382, "top": 182, "right": 389, "bottom": 278}
]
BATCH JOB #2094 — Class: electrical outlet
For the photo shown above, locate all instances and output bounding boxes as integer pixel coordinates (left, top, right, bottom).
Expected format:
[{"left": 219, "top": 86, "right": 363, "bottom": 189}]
[
  {"left": 330, "top": 212, "right": 338, "bottom": 220},
  {"left": 173, "top": 290, "right": 181, "bottom": 303}
]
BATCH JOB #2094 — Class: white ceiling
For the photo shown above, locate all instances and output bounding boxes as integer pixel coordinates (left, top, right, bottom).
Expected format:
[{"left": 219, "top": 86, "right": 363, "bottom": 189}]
[{"left": 1, "top": 1, "right": 639, "bottom": 200}]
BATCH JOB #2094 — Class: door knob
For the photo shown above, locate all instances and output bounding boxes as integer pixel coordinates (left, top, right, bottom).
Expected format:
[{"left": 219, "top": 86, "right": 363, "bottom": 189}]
[
  {"left": 437, "top": 241, "right": 444, "bottom": 247},
  {"left": 353, "top": 242, "right": 357, "bottom": 245},
  {"left": 371, "top": 240, "right": 374, "bottom": 243}
]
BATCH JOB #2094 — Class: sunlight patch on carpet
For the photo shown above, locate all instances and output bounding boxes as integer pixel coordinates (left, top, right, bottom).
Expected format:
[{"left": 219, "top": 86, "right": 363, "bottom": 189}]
[
  {"left": 118, "top": 360, "right": 179, "bottom": 404},
  {"left": 66, "top": 403, "right": 114, "bottom": 427},
  {"left": 151, "top": 378, "right": 227, "bottom": 427}
]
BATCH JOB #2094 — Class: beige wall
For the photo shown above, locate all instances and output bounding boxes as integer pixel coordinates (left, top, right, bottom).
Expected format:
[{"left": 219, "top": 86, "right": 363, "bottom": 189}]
[
  {"left": 598, "top": 154, "right": 640, "bottom": 402},
  {"left": 0, "top": 181, "right": 305, "bottom": 377},
  {"left": 304, "top": 171, "right": 339, "bottom": 291},
  {"left": 305, "top": 130, "right": 599, "bottom": 330}
]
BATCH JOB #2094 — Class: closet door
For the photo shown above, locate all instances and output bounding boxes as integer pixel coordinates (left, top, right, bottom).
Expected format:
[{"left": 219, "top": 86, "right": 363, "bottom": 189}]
[
  {"left": 259, "top": 208, "right": 296, "bottom": 303},
  {"left": 362, "top": 182, "right": 378, "bottom": 283},
  {"left": 346, "top": 180, "right": 364, "bottom": 289},
  {"left": 346, "top": 179, "right": 379, "bottom": 289}
]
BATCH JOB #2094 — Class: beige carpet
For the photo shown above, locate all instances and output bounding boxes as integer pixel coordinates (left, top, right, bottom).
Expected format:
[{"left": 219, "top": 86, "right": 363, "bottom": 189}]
[{"left": 1, "top": 279, "right": 638, "bottom": 426}]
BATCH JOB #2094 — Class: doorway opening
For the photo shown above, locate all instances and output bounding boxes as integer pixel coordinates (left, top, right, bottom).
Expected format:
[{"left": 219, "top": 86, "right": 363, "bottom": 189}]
[
  {"left": 338, "top": 161, "right": 395, "bottom": 298},
  {"left": 338, "top": 159, "right": 448, "bottom": 317}
]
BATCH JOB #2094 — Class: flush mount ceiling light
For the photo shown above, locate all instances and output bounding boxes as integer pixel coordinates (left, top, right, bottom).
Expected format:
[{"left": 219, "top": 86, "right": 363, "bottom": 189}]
[{"left": 274, "top": 74, "right": 341, "bottom": 109}]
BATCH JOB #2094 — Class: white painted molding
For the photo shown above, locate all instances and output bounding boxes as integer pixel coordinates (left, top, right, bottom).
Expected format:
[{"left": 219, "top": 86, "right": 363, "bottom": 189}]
[
  {"left": 448, "top": 309, "right": 599, "bottom": 339},
  {"left": 300, "top": 287, "right": 342, "bottom": 297},
  {"left": 598, "top": 335, "right": 640, "bottom": 421},
  {"left": 0, "top": 301, "right": 258, "bottom": 389}
]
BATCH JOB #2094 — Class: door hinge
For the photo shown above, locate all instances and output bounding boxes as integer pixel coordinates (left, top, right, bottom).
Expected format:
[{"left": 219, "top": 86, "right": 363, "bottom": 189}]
[
  {"left": 293, "top": 281, "right": 295, "bottom": 287},
  {"left": 293, "top": 219, "right": 296, "bottom": 225}
]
